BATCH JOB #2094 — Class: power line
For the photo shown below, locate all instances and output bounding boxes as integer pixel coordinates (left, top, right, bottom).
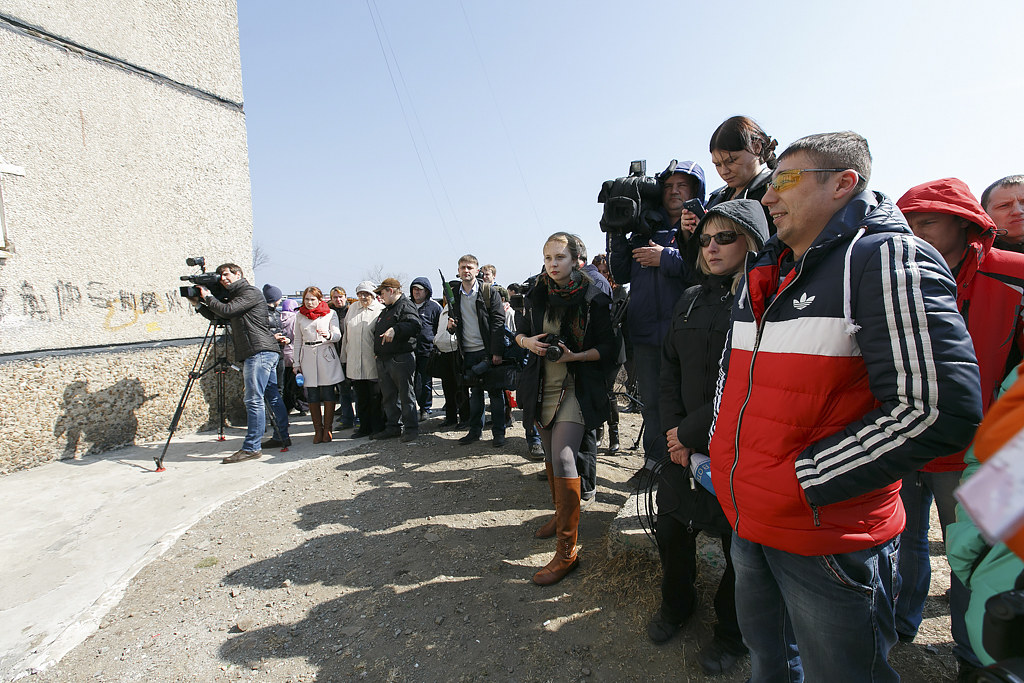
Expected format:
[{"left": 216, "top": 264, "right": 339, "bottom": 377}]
[
  {"left": 457, "top": 0, "right": 543, "bottom": 232},
  {"left": 364, "top": 0, "right": 463, "bottom": 255},
  {"left": 371, "top": 1, "right": 469, "bottom": 251}
]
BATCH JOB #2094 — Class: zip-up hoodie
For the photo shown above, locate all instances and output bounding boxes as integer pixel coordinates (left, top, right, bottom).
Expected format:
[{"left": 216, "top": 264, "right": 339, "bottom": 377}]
[
  {"left": 609, "top": 161, "right": 707, "bottom": 346},
  {"left": 709, "top": 190, "right": 982, "bottom": 556},
  {"left": 897, "top": 178, "right": 1024, "bottom": 471}
]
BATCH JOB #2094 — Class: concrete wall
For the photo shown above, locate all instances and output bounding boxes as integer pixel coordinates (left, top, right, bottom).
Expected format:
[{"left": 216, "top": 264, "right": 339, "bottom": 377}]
[
  {"left": 0, "top": 343, "right": 247, "bottom": 475},
  {"left": 0, "top": 2, "right": 253, "bottom": 472}
]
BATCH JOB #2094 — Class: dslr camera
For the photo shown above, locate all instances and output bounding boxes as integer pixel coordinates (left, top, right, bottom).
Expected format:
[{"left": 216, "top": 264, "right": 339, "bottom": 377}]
[
  {"left": 541, "top": 334, "right": 570, "bottom": 362},
  {"left": 179, "top": 257, "right": 229, "bottom": 301}
]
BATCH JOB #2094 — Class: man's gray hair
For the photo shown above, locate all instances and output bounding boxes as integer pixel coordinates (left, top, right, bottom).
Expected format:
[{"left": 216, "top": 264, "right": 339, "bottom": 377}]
[
  {"left": 779, "top": 131, "right": 871, "bottom": 194},
  {"left": 981, "top": 175, "right": 1024, "bottom": 211}
]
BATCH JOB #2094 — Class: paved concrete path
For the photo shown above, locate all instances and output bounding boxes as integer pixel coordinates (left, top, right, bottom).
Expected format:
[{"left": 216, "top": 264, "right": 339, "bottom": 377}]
[{"left": 0, "top": 419, "right": 361, "bottom": 681}]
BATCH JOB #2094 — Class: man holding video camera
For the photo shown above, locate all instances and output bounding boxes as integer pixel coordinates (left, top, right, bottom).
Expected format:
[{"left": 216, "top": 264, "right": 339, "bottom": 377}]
[
  {"left": 189, "top": 263, "right": 285, "bottom": 463},
  {"left": 448, "top": 253, "right": 507, "bottom": 447},
  {"left": 609, "top": 161, "right": 706, "bottom": 484}
]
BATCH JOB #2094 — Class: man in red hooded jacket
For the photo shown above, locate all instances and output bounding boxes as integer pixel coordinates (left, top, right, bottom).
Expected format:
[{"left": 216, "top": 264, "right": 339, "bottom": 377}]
[{"left": 895, "top": 178, "right": 1024, "bottom": 675}]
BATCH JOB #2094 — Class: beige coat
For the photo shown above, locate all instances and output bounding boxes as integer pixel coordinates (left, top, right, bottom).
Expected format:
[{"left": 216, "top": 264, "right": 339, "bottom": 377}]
[
  {"left": 340, "top": 300, "right": 383, "bottom": 380},
  {"left": 294, "top": 310, "right": 344, "bottom": 387}
]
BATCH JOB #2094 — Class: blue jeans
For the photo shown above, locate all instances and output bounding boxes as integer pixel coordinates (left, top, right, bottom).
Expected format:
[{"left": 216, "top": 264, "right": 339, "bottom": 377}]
[
  {"left": 242, "top": 351, "right": 280, "bottom": 452},
  {"left": 264, "top": 355, "right": 289, "bottom": 442},
  {"left": 633, "top": 343, "right": 664, "bottom": 468},
  {"left": 524, "top": 421, "right": 541, "bottom": 447},
  {"left": 896, "top": 471, "right": 978, "bottom": 664},
  {"left": 731, "top": 534, "right": 900, "bottom": 683}
]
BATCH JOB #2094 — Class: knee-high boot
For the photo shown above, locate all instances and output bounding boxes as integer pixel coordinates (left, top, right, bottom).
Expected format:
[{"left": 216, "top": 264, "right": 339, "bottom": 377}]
[
  {"left": 309, "top": 402, "right": 324, "bottom": 444},
  {"left": 322, "top": 401, "right": 335, "bottom": 442},
  {"left": 535, "top": 462, "right": 557, "bottom": 539},
  {"left": 533, "top": 477, "right": 581, "bottom": 585}
]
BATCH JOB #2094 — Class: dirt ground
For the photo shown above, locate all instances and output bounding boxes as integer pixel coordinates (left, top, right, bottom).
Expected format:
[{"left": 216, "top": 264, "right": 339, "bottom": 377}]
[{"left": 34, "top": 410, "right": 962, "bottom": 683}]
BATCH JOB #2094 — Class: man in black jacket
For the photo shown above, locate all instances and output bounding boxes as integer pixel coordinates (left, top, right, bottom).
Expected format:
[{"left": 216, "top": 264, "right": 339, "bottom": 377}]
[
  {"left": 190, "top": 263, "right": 284, "bottom": 463},
  {"left": 448, "top": 254, "right": 507, "bottom": 447},
  {"left": 372, "top": 278, "right": 423, "bottom": 442}
]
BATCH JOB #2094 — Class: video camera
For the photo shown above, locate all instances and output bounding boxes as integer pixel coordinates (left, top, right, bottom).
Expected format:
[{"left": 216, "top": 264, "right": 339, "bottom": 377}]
[
  {"left": 179, "top": 257, "right": 229, "bottom": 301},
  {"left": 597, "top": 160, "right": 667, "bottom": 241}
]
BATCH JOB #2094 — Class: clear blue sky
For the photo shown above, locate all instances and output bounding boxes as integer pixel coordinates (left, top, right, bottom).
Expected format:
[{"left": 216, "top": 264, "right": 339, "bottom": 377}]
[{"left": 238, "top": 0, "right": 1024, "bottom": 297}]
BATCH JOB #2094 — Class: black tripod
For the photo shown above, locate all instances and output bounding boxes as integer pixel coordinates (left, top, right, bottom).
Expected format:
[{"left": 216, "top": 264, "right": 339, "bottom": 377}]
[{"left": 156, "top": 320, "right": 232, "bottom": 472}]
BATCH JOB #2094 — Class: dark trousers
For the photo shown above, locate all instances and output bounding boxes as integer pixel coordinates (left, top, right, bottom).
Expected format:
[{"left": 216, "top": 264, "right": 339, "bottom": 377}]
[
  {"left": 376, "top": 353, "right": 418, "bottom": 433},
  {"left": 464, "top": 349, "right": 505, "bottom": 438},
  {"left": 337, "top": 377, "right": 355, "bottom": 425},
  {"left": 657, "top": 515, "right": 744, "bottom": 654},
  {"left": 351, "top": 379, "right": 385, "bottom": 435},
  {"left": 577, "top": 429, "right": 597, "bottom": 494},
  {"left": 415, "top": 354, "right": 433, "bottom": 411}
]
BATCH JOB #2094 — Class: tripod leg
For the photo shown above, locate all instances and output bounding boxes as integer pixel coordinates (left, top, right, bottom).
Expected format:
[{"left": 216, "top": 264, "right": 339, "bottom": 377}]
[
  {"left": 632, "top": 421, "right": 645, "bottom": 451},
  {"left": 156, "top": 322, "right": 218, "bottom": 471}
]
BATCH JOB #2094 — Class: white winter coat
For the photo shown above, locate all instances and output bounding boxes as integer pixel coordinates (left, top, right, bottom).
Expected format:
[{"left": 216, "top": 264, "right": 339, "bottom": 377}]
[
  {"left": 340, "top": 300, "right": 384, "bottom": 380},
  {"left": 294, "top": 310, "right": 345, "bottom": 387}
]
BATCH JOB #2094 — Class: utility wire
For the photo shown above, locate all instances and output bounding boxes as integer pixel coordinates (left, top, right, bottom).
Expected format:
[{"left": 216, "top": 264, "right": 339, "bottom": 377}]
[
  {"left": 364, "top": 0, "right": 462, "bottom": 255},
  {"left": 371, "top": 1, "right": 469, "bottom": 250},
  {"left": 457, "top": 0, "right": 543, "bottom": 232}
]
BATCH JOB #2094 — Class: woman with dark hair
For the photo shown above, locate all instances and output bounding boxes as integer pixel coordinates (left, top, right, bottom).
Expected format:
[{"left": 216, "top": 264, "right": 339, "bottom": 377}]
[
  {"left": 647, "top": 200, "right": 770, "bottom": 674},
  {"left": 294, "top": 286, "right": 345, "bottom": 443},
  {"left": 516, "top": 232, "right": 614, "bottom": 586},
  {"left": 703, "top": 116, "right": 779, "bottom": 233},
  {"left": 592, "top": 253, "right": 626, "bottom": 452}
]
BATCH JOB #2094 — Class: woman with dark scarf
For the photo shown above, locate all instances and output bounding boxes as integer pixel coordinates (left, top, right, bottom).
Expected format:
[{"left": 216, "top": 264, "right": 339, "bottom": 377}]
[
  {"left": 294, "top": 286, "right": 344, "bottom": 443},
  {"left": 647, "top": 200, "right": 769, "bottom": 674},
  {"left": 515, "top": 233, "right": 614, "bottom": 586}
]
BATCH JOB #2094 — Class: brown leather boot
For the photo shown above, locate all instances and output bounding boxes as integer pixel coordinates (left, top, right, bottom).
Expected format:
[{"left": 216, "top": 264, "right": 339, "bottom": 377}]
[
  {"left": 309, "top": 402, "right": 324, "bottom": 444},
  {"left": 533, "top": 477, "right": 580, "bottom": 586},
  {"left": 535, "top": 462, "right": 557, "bottom": 539},
  {"left": 322, "top": 401, "right": 335, "bottom": 442}
]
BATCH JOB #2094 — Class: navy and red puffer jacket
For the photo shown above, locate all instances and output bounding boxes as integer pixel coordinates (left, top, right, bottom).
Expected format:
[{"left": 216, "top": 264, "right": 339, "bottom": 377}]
[
  {"left": 897, "top": 178, "right": 1024, "bottom": 472},
  {"left": 709, "top": 191, "right": 982, "bottom": 556}
]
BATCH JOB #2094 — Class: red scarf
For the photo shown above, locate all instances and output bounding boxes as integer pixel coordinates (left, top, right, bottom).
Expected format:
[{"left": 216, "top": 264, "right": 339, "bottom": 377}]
[{"left": 299, "top": 300, "right": 330, "bottom": 320}]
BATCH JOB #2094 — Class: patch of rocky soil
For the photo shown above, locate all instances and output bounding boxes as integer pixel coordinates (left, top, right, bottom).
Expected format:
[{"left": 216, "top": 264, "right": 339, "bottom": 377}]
[{"left": 34, "top": 413, "right": 960, "bottom": 682}]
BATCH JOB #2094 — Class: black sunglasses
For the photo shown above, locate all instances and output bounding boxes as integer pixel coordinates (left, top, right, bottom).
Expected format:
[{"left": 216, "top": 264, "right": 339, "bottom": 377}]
[{"left": 698, "top": 231, "right": 740, "bottom": 248}]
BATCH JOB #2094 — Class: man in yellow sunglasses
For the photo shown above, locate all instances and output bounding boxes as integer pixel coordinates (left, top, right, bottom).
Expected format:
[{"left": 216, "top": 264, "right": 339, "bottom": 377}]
[{"left": 709, "top": 132, "right": 982, "bottom": 682}]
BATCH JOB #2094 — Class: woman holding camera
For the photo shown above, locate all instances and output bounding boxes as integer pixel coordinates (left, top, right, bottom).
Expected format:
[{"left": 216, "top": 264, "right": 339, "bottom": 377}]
[
  {"left": 294, "top": 286, "right": 344, "bottom": 443},
  {"left": 515, "top": 232, "right": 614, "bottom": 586},
  {"left": 648, "top": 200, "right": 769, "bottom": 674}
]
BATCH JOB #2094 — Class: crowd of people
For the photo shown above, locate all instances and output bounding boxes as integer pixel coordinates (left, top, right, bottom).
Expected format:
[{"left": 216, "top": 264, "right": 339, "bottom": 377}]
[{"left": 186, "top": 115, "right": 1024, "bottom": 682}]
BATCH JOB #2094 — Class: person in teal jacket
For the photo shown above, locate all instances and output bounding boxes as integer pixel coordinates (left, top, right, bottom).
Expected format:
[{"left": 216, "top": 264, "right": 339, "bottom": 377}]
[{"left": 947, "top": 364, "right": 1024, "bottom": 666}]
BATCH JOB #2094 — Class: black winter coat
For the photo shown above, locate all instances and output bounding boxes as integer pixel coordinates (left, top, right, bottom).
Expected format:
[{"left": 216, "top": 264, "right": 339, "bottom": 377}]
[
  {"left": 705, "top": 166, "right": 777, "bottom": 236},
  {"left": 373, "top": 294, "right": 421, "bottom": 360},
  {"left": 517, "top": 277, "right": 615, "bottom": 431},
  {"left": 450, "top": 281, "right": 505, "bottom": 355},
  {"left": 656, "top": 274, "right": 734, "bottom": 533},
  {"left": 199, "top": 278, "right": 280, "bottom": 361}
]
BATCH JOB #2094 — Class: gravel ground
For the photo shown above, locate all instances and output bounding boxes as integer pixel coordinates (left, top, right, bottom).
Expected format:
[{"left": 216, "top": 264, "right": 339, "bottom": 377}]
[{"left": 33, "top": 411, "right": 961, "bottom": 682}]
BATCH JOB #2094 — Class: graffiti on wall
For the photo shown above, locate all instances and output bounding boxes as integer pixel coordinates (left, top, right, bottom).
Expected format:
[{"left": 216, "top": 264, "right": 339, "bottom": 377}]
[{"left": 0, "top": 279, "right": 192, "bottom": 332}]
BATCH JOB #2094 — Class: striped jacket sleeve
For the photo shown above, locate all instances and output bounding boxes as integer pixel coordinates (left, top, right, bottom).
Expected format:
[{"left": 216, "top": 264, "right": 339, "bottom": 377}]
[{"left": 795, "top": 233, "right": 983, "bottom": 506}]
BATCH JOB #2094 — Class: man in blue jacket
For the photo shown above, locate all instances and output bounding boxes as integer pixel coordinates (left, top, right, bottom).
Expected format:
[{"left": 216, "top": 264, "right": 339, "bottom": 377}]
[
  {"left": 609, "top": 161, "right": 705, "bottom": 483},
  {"left": 410, "top": 277, "right": 442, "bottom": 422}
]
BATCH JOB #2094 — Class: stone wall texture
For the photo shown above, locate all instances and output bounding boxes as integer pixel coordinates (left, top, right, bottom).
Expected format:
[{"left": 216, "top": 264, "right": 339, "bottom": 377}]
[
  {"left": 0, "top": 342, "right": 247, "bottom": 475},
  {"left": 0, "top": 2, "right": 253, "bottom": 472}
]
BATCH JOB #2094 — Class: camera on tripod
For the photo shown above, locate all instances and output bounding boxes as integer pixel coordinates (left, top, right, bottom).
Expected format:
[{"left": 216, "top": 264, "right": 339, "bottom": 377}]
[{"left": 179, "top": 256, "right": 228, "bottom": 300}]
